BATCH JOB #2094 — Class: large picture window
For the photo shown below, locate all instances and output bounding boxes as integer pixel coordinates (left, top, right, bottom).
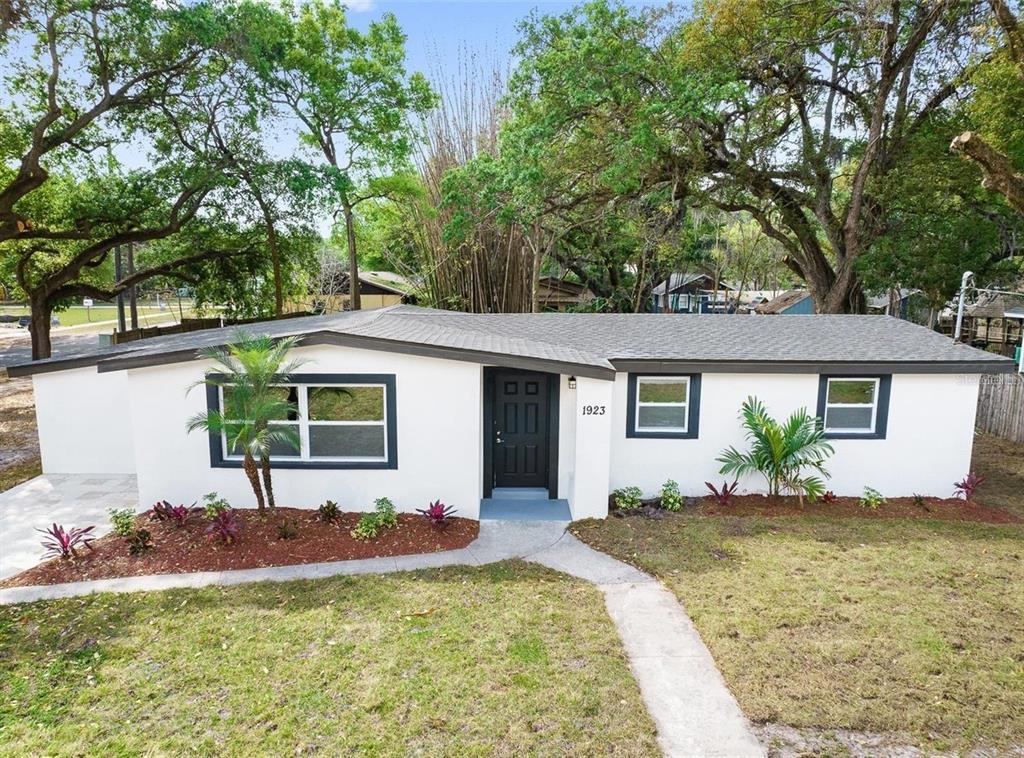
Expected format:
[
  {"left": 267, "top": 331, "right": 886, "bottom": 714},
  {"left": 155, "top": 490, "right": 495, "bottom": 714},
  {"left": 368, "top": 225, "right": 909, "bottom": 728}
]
[
  {"left": 208, "top": 374, "right": 397, "bottom": 469},
  {"left": 626, "top": 374, "right": 701, "bottom": 439},
  {"left": 816, "top": 375, "right": 891, "bottom": 439}
]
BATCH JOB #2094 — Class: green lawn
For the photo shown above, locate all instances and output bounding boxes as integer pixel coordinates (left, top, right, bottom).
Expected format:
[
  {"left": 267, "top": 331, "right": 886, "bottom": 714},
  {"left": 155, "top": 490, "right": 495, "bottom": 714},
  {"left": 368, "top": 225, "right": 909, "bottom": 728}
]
[
  {"left": 0, "top": 304, "right": 191, "bottom": 327},
  {"left": 0, "top": 561, "right": 659, "bottom": 757},
  {"left": 571, "top": 434, "right": 1024, "bottom": 752}
]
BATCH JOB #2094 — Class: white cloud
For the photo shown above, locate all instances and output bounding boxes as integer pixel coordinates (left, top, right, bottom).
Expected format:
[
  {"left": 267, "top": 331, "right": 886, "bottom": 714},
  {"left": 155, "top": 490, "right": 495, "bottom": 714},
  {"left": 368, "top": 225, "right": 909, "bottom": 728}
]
[{"left": 341, "top": 0, "right": 376, "bottom": 11}]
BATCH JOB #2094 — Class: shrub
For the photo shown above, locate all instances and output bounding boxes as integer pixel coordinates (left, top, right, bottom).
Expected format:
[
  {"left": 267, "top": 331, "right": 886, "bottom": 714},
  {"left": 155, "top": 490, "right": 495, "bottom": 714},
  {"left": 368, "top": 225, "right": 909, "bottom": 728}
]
[
  {"left": 318, "top": 499, "right": 341, "bottom": 523},
  {"left": 38, "top": 523, "right": 96, "bottom": 559},
  {"left": 276, "top": 519, "right": 299, "bottom": 540},
  {"left": 705, "top": 479, "right": 739, "bottom": 506},
  {"left": 821, "top": 490, "right": 837, "bottom": 504},
  {"left": 149, "top": 501, "right": 200, "bottom": 527},
  {"left": 350, "top": 513, "right": 381, "bottom": 541},
  {"left": 717, "top": 396, "right": 834, "bottom": 505},
  {"left": 374, "top": 497, "right": 398, "bottom": 528},
  {"left": 108, "top": 508, "right": 136, "bottom": 538},
  {"left": 660, "top": 480, "right": 684, "bottom": 512},
  {"left": 859, "top": 487, "right": 886, "bottom": 510},
  {"left": 205, "top": 509, "right": 242, "bottom": 545},
  {"left": 611, "top": 486, "right": 643, "bottom": 511},
  {"left": 913, "top": 493, "right": 927, "bottom": 508},
  {"left": 127, "top": 529, "right": 154, "bottom": 555},
  {"left": 417, "top": 500, "right": 457, "bottom": 528},
  {"left": 202, "top": 492, "right": 231, "bottom": 520},
  {"left": 953, "top": 473, "right": 986, "bottom": 501}
]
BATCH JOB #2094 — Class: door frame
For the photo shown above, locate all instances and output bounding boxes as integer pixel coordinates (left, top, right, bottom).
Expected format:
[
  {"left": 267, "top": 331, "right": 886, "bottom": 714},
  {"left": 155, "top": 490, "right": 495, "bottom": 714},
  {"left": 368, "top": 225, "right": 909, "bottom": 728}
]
[{"left": 482, "top": 367, "right": 560, "bottom": 499}]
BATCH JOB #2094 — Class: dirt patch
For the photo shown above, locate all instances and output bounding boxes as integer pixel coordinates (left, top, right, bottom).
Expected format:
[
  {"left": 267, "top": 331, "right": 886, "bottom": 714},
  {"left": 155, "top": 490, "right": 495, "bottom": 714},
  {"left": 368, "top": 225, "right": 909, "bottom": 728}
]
[
  {"left": 697, "top": 493, "right": 1020, "bottom": 524},
  {"left": 0, "top": 373, "right": 38, "bottom": 471},
  {"left": 0, "top": 508, "right": 479, "bottom": 588}
]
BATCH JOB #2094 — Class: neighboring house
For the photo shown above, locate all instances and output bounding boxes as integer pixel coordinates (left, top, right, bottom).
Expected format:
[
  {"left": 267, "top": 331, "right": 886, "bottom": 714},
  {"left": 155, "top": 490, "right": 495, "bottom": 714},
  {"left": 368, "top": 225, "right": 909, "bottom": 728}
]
[
  {"left": 296, "top": 270, "right": 419, "bottom": 313},
  {"left": 9, "top": 306, "right": 1013, "bottom": 520},
  {"left": 650, "top": 273, "right": 735, "bottom": 313},
  {"left": 965, "top": 292, "right": 1024, "bottom": 357},
  {"left": 753, "top": 289, "right": 814, "bottom": 315},
  {"left": 537, "top": 276, "right": 593, "bottom": 311}
]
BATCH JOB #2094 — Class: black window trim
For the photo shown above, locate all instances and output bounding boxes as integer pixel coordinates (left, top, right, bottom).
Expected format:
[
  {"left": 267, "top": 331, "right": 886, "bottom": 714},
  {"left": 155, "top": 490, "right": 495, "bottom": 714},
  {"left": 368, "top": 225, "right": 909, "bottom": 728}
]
[
  {"left": 816, "top": 374, "right": 891, "bottom": 440},
  {"left": 626, "top": 373, "right": 702, "bottom": 439},
  {"left": 206, "top": 373, "right": 398, "bottom": 470}
]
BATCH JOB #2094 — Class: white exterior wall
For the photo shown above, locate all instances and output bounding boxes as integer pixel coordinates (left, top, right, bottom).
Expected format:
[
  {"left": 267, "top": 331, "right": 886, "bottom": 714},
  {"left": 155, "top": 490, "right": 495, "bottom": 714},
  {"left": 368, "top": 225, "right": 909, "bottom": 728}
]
[
  {"left": 32, "top": 367, "right": 136, "bottom": 474},
  {"left": 568, "top": 376, "right": 614, "bottom": 519},
  {"left": 124, "top": 345, "right": 484, "bottom": 518},
  {"left": 609, "top": 372, "right": 980, "bottom": 500}
]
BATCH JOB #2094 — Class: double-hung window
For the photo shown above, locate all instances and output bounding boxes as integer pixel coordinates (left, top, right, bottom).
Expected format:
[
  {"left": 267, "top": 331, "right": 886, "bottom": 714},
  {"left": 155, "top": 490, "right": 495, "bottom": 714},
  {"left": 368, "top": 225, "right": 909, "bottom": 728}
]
[
  {"left": 626, "top": 374, "right": 701, "bottom": 439},
  {"left": 210, "top": 374, "right": 397, "bottom": 469},
  {"left": 816, "top": 375, "right": 891, "bottom": 439}
]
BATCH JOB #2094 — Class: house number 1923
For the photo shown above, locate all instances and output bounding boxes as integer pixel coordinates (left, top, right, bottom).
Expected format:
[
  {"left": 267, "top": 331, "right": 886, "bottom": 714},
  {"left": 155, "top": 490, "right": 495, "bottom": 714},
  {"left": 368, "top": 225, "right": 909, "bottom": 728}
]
[{"left": 581, "top": 405, "right": 606, "bottom": 416}]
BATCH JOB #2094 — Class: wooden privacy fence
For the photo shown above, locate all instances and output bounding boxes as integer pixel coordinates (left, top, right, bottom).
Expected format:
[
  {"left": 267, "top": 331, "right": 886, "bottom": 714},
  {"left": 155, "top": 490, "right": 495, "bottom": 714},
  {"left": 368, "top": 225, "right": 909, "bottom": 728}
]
[{"left": 976, "top": 372, "right": 1024, "bottom": 443}]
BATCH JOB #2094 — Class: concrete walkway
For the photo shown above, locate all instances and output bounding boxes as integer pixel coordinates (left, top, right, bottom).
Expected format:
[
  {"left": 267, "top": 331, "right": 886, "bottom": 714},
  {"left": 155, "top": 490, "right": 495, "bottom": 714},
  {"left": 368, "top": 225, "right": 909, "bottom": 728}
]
[
  {"left": 0, "top": 474, "right": 139, "bottom": 580},
  {"left": 0, "top": 518, "right": 764, "bottom": 757}
]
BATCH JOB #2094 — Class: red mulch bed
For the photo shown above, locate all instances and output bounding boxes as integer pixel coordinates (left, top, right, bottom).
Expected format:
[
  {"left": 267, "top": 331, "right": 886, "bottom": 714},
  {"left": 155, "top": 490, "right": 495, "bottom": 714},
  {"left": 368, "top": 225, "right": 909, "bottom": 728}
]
[
  {"left": 1, "top": 508, "right": 478, "bottom": 589},
  {"left": 700, "top": 495, "right": 1021, "bottom": 524}
]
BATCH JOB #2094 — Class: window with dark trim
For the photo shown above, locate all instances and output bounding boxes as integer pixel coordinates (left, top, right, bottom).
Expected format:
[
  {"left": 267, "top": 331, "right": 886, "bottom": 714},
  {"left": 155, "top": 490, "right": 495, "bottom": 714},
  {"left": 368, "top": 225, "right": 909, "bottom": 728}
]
[
  {"left": 626, "top": 373, "right": 701, "bottom": 439},
  {"left": 816, "top": 375, "right": 891, "bottom": 439},
  {"left": 206, "top": 373, "right": 397, "bottom": 469}
]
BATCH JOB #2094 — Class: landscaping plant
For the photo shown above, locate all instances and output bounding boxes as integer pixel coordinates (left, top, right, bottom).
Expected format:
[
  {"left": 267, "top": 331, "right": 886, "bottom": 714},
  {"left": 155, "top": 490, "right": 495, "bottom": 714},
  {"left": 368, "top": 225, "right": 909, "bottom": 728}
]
[
  {"left": 318, "top": 500, "right": 341, "bottom": 522},
  {"left": 417, "top": 500, "right": 457, "bottom": 528},
  {"left": 717, "top": 396, "right": 834, "bottom": 506},
  {"left": 859, "top": 486, "right": 886, "bottom": 510},
  {"left": 660, "top": 479, "right": 684, "bottom": 511},
  {"left": 127, "top": 529, "right": 154, "bottom": 555},
  {"left": 276, "top": 519, "right": 299, "bottom": 540},
  {"left": 149, "top": 501, "right": 200, "bottom": 528},
  {"left": 374, "top": 497, "right": 398, "bottom": 528},
  {"left": 611, "top": 486, "right": 643, "bottom": 511},
  {"left": 202, "top": 492, "right": 231, "bottom": 520},
  {"left": 912, "top": 493, "right": 928, "bottom": 509},
  {"left": 953, "top": 472, "right": 986, "bottom": 500},
  {"left": 205, "top": 509, "right": 242, "bottom": 545},
  {"left": 821, "top": 490, "right": 837, "bottom": 504},
  {"left": 187, "top": 333, "right": 307, "bottom": 513},
  {"left": 38, "top": 523, "right": 96, "bottom": 559},
  {"left": 350, "top": 513, "right": 381, "bottom": 541},
  {"left": 108, "top": 508, "right": 136, "bottom": 538},
  {"left": 705, "top": 480, "right": 739, "bottom": 506}
]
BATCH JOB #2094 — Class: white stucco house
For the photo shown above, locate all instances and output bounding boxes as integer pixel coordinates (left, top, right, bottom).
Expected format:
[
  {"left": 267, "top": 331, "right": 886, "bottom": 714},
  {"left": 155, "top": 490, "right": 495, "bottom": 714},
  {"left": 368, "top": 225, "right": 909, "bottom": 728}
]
[{"left": 8, "top": 305, "right": 1015, "bottom": 520}]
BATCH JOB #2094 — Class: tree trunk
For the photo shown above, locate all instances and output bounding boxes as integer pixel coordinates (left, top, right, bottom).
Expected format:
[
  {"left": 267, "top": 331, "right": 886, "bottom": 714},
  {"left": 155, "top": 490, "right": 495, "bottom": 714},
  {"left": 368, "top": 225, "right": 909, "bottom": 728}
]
[
  {"left": 242, "top": 453, "right": 266, "bottom": 513},
  {"left": 343, "top": 201, "right": 361, "bottom": 311},
  {"left": 260, "top": 454, "right": 276, "bottom": 511},
  {"left": 28, "top": 293, "right": 53, "bottom": 361},
  {"left": 127, "top": 242, "right": 138, "bottom": 330},
  {"left": 269, "top": 224, "right": 283, "bottom": 317}
]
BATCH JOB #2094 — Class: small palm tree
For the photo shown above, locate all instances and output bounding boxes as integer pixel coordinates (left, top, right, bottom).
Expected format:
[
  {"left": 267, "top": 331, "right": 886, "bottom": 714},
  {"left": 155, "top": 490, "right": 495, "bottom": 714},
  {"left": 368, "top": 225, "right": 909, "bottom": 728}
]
[
  {"left": 717, "top": 396, "right": 834, "bottom": 505},
  {"left": 187, "top": 332, "right": 305, "bottom": 513}
]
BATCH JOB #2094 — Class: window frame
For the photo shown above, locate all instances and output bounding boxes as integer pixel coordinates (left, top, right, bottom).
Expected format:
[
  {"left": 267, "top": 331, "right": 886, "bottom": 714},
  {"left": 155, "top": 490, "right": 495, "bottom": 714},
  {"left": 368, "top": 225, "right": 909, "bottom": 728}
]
[
  {"left": 626, "top": 373, "right": 701, "bottom": 439},
  {"left": 816, "top": 374, "right": 891, "bottom": 440},
  {"left": 206, "top": 373, "right": 398, "bottom": 469}
]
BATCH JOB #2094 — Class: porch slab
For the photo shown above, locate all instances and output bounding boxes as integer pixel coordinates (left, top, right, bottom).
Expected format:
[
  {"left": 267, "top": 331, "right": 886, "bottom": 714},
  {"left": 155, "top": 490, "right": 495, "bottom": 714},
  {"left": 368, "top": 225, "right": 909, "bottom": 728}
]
[{"left": 479, "top": 496, "right": 572, "bottom": 521}]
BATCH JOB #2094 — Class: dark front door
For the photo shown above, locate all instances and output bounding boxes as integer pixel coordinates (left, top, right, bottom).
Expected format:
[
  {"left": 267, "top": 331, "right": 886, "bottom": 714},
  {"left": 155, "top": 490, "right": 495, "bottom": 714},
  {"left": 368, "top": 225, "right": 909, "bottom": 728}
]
[{"left": 491, "top": 370, "right": 550, "bottom": 489}]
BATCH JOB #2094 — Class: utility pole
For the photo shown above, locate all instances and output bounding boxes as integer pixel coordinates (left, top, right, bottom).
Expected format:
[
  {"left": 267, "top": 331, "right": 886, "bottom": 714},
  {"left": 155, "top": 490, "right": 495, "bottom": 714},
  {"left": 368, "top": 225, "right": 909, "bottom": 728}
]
[
  {"left": 115, "top": 245, "right": 126, "bottom": 333},
  {"left": 127, "top": 242, "right": 138, "bottom": 330},
  {"left": 953, "top": 270, "right": 973, "bottom": 343}
]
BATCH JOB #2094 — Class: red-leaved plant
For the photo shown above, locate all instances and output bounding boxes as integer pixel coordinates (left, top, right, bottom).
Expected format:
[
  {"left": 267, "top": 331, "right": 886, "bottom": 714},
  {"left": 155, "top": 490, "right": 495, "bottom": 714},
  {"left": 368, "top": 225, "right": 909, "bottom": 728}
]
[
  {"left": 821, "top": 490, "right": 838, "bottom": 504},
  {"left": 416, "top": 500, "right": 457, "bottom": 528},
  {"left": 705, "top": 480, "right": 739, "bottom": 506},
  {"left": 38, "top": 523, "right": 96, "bottom": 559},
  {"left": 149, "top": 500, "right": 200, "bottom": 527},
  {"left": 205, "top": 509, "right": 242, "bottom": 544},
  {"left": 953, "top": 473, "right": 986, "bottom": 501}
]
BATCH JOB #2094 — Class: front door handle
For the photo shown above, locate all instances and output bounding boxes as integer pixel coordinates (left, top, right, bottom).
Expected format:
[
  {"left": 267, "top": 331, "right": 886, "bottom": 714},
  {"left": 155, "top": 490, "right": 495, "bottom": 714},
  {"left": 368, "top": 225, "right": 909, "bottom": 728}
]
[{"left": 495, "top": 430, "right": 503, "bottom": 444}]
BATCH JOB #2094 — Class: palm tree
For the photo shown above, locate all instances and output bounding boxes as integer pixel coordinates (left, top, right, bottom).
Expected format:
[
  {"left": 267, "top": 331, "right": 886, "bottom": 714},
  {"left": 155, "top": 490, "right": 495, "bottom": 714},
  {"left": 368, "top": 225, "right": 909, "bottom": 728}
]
[
  {"left": 187, "top": 332, "right": 305, "bottom": 513},
  {"left": 717, "top": 396, "right": 834, "bottom": 505}
]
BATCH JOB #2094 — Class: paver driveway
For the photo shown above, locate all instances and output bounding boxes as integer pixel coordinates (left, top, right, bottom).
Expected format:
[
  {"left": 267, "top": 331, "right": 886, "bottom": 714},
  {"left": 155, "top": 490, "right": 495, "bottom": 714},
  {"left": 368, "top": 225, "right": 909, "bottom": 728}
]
[{"left": 0, "top": 474, "right": 138, "bottom": 580}]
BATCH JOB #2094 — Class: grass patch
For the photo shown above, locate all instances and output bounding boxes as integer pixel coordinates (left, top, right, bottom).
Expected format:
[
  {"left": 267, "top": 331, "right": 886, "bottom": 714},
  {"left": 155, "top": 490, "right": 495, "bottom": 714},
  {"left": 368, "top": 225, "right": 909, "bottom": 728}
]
[
  {"left": 0, "top": 561, "right": 658, "bottom": 756},
  {"left": 0, "top": 457, "right": 40, "bottom": 494},
  {"left": 571, "top": 512, "right": 1024, "bottom": 751}
]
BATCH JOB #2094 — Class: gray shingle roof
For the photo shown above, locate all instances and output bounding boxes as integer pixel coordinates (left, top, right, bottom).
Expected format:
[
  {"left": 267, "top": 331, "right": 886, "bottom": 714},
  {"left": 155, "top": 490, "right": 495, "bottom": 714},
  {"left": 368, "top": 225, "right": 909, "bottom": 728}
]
[{"left": 7, "top": 304, "right": 1014, "bottom": 379}]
